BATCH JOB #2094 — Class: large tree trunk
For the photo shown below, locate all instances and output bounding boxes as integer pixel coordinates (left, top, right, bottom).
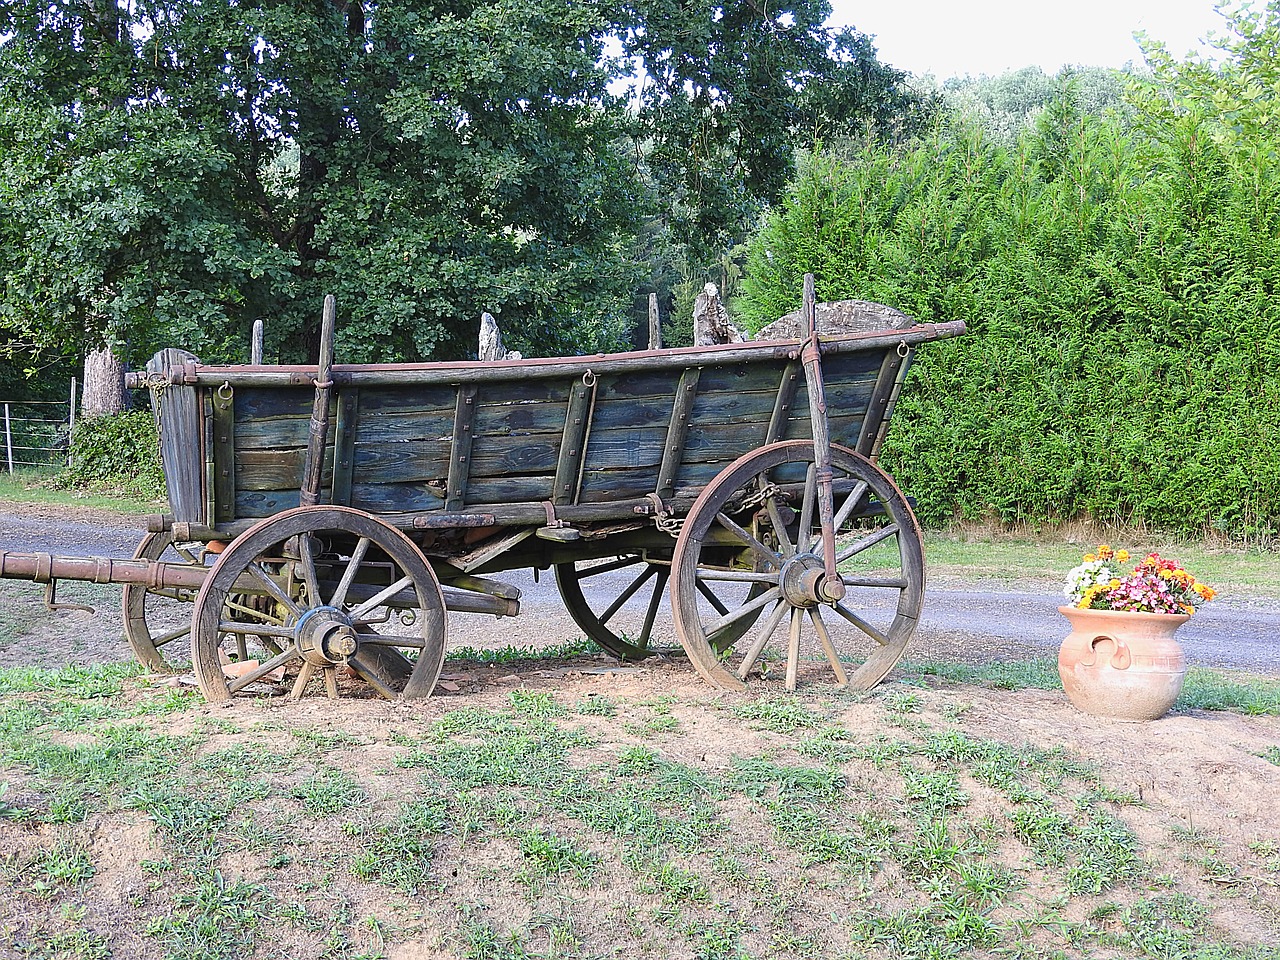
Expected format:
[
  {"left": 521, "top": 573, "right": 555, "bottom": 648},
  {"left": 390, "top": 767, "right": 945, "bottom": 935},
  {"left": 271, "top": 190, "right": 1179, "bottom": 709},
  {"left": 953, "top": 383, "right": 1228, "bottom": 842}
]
[{"left": 81, "top": 344, "right": 127, "bottom": 418}]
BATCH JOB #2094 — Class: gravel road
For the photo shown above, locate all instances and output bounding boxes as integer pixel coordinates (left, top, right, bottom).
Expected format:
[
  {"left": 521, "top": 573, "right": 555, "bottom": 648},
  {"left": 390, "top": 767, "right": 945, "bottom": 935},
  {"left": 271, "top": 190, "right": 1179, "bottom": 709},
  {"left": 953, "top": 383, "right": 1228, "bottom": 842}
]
[{"left": 0, "top": 507, "right": 1275, "bottom": 675}]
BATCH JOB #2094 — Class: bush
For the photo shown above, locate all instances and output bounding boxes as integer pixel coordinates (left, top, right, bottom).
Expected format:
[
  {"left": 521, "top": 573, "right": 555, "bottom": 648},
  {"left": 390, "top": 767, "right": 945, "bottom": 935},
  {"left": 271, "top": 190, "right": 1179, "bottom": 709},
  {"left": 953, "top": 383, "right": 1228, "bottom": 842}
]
[
  {"left": 736, "top": 99, "right": 1280, "bottom": 541},
  {"left": 62, "top": 411, "right": 165, "bottom": 501}
]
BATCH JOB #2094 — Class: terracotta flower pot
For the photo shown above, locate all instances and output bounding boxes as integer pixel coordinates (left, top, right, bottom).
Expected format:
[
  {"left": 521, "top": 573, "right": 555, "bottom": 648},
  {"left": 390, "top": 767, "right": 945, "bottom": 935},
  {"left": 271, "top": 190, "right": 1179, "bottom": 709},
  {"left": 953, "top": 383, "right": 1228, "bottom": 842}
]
[{"left": 1057, "top": 605, "right": 1189, "bottom": 721}]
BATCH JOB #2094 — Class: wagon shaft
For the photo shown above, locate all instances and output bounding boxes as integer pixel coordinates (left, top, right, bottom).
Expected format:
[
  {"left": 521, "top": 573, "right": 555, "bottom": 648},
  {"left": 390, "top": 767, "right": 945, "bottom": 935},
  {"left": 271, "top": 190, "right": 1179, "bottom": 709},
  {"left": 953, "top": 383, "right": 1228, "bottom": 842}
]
[{"left": 0, "top": 551, "right": 209, "bottom": 592}]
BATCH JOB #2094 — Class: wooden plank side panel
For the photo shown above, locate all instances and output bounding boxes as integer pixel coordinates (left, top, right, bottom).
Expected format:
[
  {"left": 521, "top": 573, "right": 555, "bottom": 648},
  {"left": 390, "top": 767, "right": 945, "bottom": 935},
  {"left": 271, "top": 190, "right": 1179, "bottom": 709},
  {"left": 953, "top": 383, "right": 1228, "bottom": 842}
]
[
  {"left": 350, "top": 435, "right": 559, "bottom": 484},
  {"left": 235, "top": 447, "right": 335, "bottom": 491}
]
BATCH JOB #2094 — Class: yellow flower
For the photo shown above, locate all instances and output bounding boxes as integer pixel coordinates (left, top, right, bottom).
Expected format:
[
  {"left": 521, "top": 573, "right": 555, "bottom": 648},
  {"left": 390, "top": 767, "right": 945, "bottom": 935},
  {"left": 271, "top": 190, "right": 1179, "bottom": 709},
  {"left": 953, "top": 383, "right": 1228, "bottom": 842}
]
[
  {"left": 1109, "top": 579, "right": 1120, "bottom": 589},
  {"left": 1116, "top": 550, "right": 1130, "bottom": 562},
  {"left": 1084, "top": 554, "right": 1096, "bottom": 563}
]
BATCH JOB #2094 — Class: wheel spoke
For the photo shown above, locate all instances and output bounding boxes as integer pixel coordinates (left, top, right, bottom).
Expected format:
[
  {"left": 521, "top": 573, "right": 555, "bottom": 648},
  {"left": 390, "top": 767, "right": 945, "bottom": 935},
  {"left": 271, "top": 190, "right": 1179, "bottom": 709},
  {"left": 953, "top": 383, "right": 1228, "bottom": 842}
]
[
  {"left": 835, "top": 523, "right": 900, "bottom": 564},
  {"left": 217, "top": 619, "right": 297, "bottom": 639},
  {"left": 735, "top": 600, "right": 790, "bottom": 680},
  {"left": 298, "top": 535, "right": 323, "bottom": 609},
  {"left": 349, "top": 574, "right": 414, "bottom": 622},
  {"left": 637, "top": 567, "right": 670, "bottom": 650},
  {"left": 324, "top": 666, "right": 339, "bottom": 699},
  {"left": 227, "top": 646, "right": 301, "bottom": 694},
  {"left": 695, "top": 579, "right": 731, "bottom": 617},
  {"left": 348, "top": 653, "right": 398, "bottom": 700},
  {"left": 830, "top": 601, "right": 892, "bottom": 646},
  {"left": 289, "top": 661, "right": 317, "bottom": 700},
  {"left": 840, "top": 575, "right": 909, "bottom": 589},
  {"left": 330, "top": 536, "right": 371, "bottom": 609},
  {"left": 695, "top": 568, "right": 779, "bottom": 584},
  {"left": 814, "top": 479, "right": 871, "bottom": 556},
  {"left": 713, "top": 513, "right": 780, "bottom": 568},
  {"left": 599, "top": 565, "right": 659, "bottom": 624},
  {"left": 248, "top": 563, "right": 303, "bottom": 618},
  {"left": 764, "top": 494, "right": 794, "bottom": 557},
  {"left": 703, "top": 586, "right": 781, "bottom": 638},
  {"left": 809, "top": 608, "right": 849, "bottom": 686},
  {"left": 832, "top": 480, "right": 870, "bottom": 531},
  {"left": 151, "top": 624, "right": 191, "bottom": 648},
  {"left": 576, "top": 556, "right": 646, "bottom": 579},
  {"left": 357, "top": 633, "right": 426, "bottom": 649},
  {"left": 225, "top": 595, "right": 286, "bottom": 626},
  {"left": 785, "top": 606, "right": 803, "bottom": 692},
  {"left": 796, "top": 463, "right": 818, "bottom": 553}
]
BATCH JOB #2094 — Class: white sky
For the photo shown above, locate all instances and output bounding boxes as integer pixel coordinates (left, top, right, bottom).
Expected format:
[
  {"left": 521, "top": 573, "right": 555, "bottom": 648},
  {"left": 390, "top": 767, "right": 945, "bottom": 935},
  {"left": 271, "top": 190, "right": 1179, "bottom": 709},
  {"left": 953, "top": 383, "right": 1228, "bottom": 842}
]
[{"left": 827, "top": 0, "right": 1228, "bottom": 79}]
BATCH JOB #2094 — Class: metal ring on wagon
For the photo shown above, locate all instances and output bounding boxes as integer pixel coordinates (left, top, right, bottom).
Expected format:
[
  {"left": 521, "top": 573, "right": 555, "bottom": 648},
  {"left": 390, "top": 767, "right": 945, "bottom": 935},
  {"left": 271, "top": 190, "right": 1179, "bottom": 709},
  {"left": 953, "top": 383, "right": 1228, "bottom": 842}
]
[
  {"left": 582, "top": 369, "right": 597, "bottom": 387},
  {"left": 217, "top": 381, "right": 235, "bottom": 401}
]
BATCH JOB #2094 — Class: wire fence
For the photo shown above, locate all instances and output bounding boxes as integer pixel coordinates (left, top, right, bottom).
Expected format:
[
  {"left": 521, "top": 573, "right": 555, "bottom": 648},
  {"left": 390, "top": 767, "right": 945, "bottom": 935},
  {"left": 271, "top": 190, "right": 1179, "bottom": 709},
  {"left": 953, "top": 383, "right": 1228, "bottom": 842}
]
[{"left": 0, "top": 397, "right": 73, "bottom": 472}]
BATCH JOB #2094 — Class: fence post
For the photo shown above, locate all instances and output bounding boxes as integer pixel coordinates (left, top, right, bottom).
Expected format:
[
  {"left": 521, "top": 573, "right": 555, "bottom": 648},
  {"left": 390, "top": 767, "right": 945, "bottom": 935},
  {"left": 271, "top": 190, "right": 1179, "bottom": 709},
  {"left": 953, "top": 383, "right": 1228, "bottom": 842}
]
[
  {"left": 4, "top": 403, "right": 12, "bottom": 474},
  {"left": 68, "top": 378, "right": 77, "bottom": 468}
]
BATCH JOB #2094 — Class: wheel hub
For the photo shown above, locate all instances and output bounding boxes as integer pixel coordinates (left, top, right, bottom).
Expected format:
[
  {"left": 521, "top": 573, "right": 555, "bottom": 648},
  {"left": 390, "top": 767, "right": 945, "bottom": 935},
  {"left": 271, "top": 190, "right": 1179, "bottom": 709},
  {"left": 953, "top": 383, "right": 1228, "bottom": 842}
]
[
  {"left": 780, "top": 554, "right": 845, "bottom": 607},
  {"left": 295, "top": 606, "right": 359, "bottom": 665}
]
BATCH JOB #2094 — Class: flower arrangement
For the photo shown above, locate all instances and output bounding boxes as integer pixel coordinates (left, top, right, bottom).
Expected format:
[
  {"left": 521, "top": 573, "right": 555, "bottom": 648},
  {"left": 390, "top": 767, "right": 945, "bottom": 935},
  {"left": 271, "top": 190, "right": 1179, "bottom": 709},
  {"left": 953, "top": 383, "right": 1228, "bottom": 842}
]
[{"left": 1063, "top": 544, "right": 1217, "bottom": 615}]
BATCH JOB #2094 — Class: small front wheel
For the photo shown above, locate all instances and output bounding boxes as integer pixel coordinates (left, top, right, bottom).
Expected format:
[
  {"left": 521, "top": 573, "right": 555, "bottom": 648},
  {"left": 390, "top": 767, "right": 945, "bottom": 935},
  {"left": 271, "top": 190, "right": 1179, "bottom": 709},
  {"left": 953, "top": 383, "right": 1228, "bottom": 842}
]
[{"left": 190, "top": 506, "right": 447, "bottom": 702}]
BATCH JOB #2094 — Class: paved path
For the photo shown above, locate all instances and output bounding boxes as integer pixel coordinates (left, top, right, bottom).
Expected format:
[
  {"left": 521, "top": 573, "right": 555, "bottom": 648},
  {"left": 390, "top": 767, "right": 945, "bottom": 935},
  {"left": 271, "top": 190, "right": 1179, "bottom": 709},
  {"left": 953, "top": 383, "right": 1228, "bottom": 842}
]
[{"left": 1, "top": 509, "right": 1275, "bottom": 675}]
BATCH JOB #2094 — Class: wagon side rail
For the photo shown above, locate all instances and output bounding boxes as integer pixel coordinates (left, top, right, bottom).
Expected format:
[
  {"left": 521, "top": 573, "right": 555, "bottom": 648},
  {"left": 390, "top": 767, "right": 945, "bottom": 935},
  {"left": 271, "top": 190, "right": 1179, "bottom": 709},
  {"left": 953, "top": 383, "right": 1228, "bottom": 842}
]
[{"left": 127, "top": 317, "right": 965, "bottom": 541}]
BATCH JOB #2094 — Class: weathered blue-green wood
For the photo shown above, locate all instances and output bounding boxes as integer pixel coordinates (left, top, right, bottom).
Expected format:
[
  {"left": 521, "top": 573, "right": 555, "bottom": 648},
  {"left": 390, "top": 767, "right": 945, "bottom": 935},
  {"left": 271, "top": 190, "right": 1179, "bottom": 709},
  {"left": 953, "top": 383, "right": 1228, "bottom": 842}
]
[
  {"left": 235, "top": 447, "right": 334, "bottom": 491},
  {"left": 553, "top": 379, "right": 596, "bottom": 505},
  {"left": 211, "top": 385, "right": 236, "bottom": 524},
  {"left": 208, "top": 330, "right": 922, "bottom": 527},
  {"left": 203, "top": 393, "right": 216, "bottom": 527},
  {"left": 446, "top": 385, "right": 478, "bottom": 511},
  {"left": 854, "top": 349, "right": 907, "bottom": 458},
  {"left": 331, "top": 390, "right": 360, "bottom": 506},
  {"left": 148, "top": 349, "right": 204, "bottom": 523},
  {"left": 656, "top": 368, "right": 701, "bottom": 498}
]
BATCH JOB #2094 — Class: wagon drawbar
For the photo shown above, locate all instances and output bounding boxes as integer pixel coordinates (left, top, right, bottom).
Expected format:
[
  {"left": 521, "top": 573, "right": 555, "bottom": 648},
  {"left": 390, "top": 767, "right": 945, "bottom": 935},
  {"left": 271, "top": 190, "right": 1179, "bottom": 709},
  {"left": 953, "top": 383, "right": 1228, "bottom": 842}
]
[{"left": 0, "top": 276, "right": 965, "bottom": 701}]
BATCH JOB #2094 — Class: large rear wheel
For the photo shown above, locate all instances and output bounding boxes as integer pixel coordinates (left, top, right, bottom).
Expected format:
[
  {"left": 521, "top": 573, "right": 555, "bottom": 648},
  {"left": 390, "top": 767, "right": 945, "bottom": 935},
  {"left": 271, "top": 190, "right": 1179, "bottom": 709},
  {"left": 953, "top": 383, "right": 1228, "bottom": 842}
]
[{"left": 671, "top": 441, "right": 924, "bottom": 692}]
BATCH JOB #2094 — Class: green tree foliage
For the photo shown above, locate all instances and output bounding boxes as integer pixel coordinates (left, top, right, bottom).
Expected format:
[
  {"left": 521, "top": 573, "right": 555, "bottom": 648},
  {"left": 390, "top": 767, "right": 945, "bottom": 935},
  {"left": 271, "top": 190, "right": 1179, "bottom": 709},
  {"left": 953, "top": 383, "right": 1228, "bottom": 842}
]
[
  {"left": 0, "top": 0, "right": 923, "bottom": 370},
  {"left": 0, "top": 0, "right": 654, "bottom": 365},
  {"left": 939, "top": 66, "right": 1131, "bottom": 145},
  {"left": 616, "top": 0, "right": 928, "bottom": 262},
  {"left": 739, "top": 9, "right": 1280, "bottom": 538}
]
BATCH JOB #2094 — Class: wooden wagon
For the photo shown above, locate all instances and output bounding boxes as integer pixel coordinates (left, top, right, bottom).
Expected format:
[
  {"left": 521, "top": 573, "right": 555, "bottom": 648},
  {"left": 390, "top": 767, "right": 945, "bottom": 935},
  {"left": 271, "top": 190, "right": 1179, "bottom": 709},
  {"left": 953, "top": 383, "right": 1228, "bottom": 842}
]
[{"left": 0, "top": 277, "right": 964, "bottom": 701}]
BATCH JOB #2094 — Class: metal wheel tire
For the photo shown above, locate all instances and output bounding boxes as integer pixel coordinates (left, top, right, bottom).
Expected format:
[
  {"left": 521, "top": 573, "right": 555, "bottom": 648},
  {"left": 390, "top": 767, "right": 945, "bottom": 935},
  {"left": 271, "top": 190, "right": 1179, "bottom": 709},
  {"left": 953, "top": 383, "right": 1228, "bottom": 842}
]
[
  {"left": 555, "top": 555, "right": 767, "bottom": 661},
  {"left": 190, "top": 506, "right": 447, "bottom": 703},
  {"left": 670, "top": 441, "right": 924, "bottom": 692},
  {"left": 122, "top": 530, "right": 204, "bottom": 672}
]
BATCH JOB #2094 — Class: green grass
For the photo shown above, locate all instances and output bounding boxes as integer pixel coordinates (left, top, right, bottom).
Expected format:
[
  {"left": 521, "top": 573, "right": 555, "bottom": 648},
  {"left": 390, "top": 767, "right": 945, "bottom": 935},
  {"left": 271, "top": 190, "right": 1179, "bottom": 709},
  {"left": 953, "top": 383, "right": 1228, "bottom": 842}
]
[
  {"left": 1, "top": 660, "right": 1278, "bottom": 960},
  {"left": 922, "top": 529, "right": 1280, "bottom": 596},
  {"left": 0, "top": 470, "right": 162, "bottom": 514},
  {"left": 903, "top": 657, "right": 1280, "bottom": 715}
]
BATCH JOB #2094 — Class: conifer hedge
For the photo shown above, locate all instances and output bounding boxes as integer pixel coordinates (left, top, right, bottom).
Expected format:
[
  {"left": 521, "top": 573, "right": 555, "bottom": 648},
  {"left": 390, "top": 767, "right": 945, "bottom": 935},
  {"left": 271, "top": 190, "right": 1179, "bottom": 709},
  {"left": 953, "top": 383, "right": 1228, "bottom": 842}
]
[{"left": 738, "top": 76, "right": 1280, "bottom": 538}]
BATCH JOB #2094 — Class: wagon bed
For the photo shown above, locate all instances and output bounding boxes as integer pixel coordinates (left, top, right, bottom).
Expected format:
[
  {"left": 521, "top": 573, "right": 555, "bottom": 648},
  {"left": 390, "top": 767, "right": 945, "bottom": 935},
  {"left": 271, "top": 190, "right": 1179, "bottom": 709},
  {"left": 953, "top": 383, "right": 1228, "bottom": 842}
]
[{"left": 3, "top": 277, "right": 964, "bottom": 702}]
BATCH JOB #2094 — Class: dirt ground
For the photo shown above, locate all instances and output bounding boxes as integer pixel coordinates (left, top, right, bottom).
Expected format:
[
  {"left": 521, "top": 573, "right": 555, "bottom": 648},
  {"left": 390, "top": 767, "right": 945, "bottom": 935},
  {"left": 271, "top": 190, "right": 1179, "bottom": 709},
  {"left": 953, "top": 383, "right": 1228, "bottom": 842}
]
[
  {"left": 2, "top": 661, "right": 1278, "bottom": 958},
  {"left": 1, "top": 502, "right": 1278, "bottom": 959}
]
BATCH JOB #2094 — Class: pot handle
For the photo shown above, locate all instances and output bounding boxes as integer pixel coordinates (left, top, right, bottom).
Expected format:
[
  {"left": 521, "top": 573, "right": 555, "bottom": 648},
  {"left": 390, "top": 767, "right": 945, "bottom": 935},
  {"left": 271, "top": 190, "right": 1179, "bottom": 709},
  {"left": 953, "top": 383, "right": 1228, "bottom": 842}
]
[{"left": 1082, "top": 634, "right": 1132, "bottom": 670}]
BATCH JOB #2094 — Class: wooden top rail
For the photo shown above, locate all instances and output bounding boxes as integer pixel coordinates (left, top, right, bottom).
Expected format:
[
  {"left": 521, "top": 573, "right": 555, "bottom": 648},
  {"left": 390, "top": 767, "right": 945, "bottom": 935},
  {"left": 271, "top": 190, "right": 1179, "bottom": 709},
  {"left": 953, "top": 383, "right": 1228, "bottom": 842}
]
[{"left": 126, "top": 321, "right": 967, "bottom": 389}]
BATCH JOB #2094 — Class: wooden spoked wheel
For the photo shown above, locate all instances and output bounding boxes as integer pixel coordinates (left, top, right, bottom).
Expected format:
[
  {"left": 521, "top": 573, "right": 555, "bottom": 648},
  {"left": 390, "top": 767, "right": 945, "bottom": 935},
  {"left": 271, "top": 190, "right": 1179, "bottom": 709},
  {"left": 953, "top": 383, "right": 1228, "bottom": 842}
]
[
  {"left": 555, "top": 554, "right": 767, "bottom": 660},
  {"left": 671, "top": 441, "right": 924, "bottom": 692},
  {"left": 190, "top": 506, "right": 447, "bottom": 703},
  {"left": 554, "top": 556, "right": 671, "bottom": 659},
  {"left": 122, "top": 530, "right": 205, "bottom": 672}
]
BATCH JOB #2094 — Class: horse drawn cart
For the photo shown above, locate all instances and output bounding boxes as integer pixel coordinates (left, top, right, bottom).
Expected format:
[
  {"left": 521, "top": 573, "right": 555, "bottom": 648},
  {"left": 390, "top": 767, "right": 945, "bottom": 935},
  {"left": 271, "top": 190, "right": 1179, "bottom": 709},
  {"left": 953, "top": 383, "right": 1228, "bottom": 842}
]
[{"left": 0, "top": 276, "right": 965, "bottom": 701}]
